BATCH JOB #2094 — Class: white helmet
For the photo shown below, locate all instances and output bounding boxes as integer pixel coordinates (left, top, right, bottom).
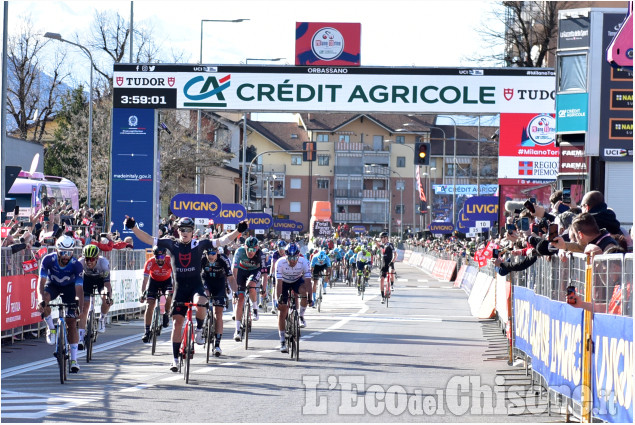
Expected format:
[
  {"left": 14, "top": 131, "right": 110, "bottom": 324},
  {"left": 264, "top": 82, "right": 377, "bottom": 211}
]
[{"left": 56, "top": 235, "right": 75, "bottom": 251}]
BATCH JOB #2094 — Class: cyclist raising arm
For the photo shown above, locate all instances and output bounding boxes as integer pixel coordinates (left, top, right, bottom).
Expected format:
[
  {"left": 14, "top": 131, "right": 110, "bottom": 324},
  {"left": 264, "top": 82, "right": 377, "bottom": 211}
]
[
  {"left": 123, "top": 215, "right": 247, "bottom": 371},
  {"left": 274, "top": 242, "right": 312, "bottom": 352},
  {"left": 38, "top": 236, "right": 84, "bottom": 373}
]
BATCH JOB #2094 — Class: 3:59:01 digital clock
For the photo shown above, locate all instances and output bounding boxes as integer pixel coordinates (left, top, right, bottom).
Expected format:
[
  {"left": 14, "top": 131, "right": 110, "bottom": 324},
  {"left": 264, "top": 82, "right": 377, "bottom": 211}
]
[{"left": 113, "top": 88, "right": 177, "bottom": 108}]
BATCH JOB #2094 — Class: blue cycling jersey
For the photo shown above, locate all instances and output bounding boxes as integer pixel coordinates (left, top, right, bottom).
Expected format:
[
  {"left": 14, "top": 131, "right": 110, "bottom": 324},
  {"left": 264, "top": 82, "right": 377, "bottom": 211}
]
[
  {"left": 39, "top": 253, "right": 84, "bottom": 286},
  {"left": 310, "top": 255, "right": 332, "bottom": 268}
]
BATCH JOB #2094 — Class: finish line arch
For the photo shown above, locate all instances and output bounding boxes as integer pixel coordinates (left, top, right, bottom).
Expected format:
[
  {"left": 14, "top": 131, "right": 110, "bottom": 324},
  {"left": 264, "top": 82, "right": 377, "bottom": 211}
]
[{"left": 110, "top": 64, "right": 555, "bottom": 246}]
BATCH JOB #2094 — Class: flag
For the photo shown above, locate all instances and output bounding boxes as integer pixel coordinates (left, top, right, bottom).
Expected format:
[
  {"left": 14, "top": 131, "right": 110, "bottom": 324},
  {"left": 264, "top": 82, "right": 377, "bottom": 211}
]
[
  {"left": 1, "top": 226, "right": 10, "bottom": 238},
  {"left": 415, "top": 166, "right": 427, "bottom": 202},
  {"left": 22, "top": 258, "right": 39, "bottom": 273},
  {"left": 37, "top": 247, "right": 48, "bottom": 258}
]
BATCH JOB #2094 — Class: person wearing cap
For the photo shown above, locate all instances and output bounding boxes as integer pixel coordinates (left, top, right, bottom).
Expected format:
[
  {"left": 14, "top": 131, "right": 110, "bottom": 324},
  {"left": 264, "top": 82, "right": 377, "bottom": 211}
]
[{"left": 124, "top": 215, "right": 248, "bottom": 372}]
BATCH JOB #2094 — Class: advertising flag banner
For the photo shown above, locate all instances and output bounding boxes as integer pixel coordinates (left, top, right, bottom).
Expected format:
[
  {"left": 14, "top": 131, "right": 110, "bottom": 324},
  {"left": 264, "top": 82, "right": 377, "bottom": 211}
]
[
  {"left": 21, "top": 259, "right": 38, "bottom": 273},
  {"left": 246, "top": 212, "right": 273, "bottom": 230},
  {"left": 213, "top": 203, "right": 246, "bottom": 224},
  {"left": 295, "top": 22, "right": 361, "bottom": 66},
  {"left": 416, "top": 166, "right": 426, "bottom": 202},
  {"left": 169, "top": 193, "right": 222, "bottom": 219}
]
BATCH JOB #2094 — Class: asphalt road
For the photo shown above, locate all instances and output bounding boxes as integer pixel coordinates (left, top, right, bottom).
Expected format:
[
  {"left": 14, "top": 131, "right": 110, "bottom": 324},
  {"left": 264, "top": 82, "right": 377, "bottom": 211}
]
[{"left": 1, "top": 262, "right": 562, "bottom": 423}]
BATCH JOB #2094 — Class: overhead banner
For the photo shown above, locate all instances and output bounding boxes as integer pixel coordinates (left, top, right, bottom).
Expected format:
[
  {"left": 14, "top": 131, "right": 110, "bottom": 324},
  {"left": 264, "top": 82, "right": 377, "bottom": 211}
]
[
  {"left": 113, "top": 64, "right": 556, "bottom": 114},
  {"left": 295, "top": 22, "right": 361, "bottom": 66},
  {"left": 110, "top": 108, "right": 157, "bottom": 249},
  {"left": 429, "top": 222, "right": 454, "bottom": 234},
  {"left": 272, "top": 219, "right": 298, "bottom": 231},
  {"left": 462, "top": 196, "right": 499, "bottom": 222},
  {"left": 433, "top": 184, "right": 498, "bottom": 195},
  {"left": 213, "top": 203, "right": 246, "bottom": 224},
  {"left": 246, "top": 212, "right": 273, "bottom": 230},
  {"left": 169, "top": 193, "right": 221, "bottom": 219},
  {"left": 498, "top": 113, "right": 559, "bottom": 180}
]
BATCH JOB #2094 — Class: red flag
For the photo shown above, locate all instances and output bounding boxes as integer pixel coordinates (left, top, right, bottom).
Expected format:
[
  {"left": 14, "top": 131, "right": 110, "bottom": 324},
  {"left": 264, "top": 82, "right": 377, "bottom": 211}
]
[
  {"left": 37, "top": 247, "right": 48, "bottom": 258},
  {"left": 22, "top": 258, "right": 39, "bottom": 273},
  {"left": 82, "top": 218, "right": 90, "bottom": 225},
  {"left": 1, "top": 226, "right": 10, "bottom": 238},
  {"left": 482, "top": 241, "right": 493, "bottom": 260}
]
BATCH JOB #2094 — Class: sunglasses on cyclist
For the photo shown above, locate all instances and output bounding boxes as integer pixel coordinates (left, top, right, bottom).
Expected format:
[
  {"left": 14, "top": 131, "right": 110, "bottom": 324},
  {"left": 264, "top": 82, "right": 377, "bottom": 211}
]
[
  {"left": 287, "top": 255, "right": 299, "bottom": 261},
  {"left": 247, "top": 248, "right": 257, "bottom": 253},
  {"left": 58, "top": 250, "right": 73, "bottom": 257},
  {"left": 179, "top": 227, "right": 194, "bottom": 233},
  {"left": 206, "top": 251, "right": 217, "bottom": 256},
  {"left": 85, "top": 257, "right": 98, "bottom": 262},
  {"left": 156, "top": 254, "right": 166, "bottom": 260}
]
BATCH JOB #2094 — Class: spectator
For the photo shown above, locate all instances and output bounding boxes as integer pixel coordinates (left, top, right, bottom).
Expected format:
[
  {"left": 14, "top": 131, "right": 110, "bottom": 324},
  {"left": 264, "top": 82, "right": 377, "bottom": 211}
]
[
  {"left": 552, "top": 213, "right": 618, "bottom": 253},
  {"left": 580, "top": 190, "right": 622, "bottom": 235}
]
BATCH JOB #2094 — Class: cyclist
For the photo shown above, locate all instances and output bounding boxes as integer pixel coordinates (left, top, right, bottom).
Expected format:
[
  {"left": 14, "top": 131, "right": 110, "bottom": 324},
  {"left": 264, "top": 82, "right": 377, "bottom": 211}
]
[
  {"left": 269, "top": 240, "right": 287, "bottom": 314},
  {"left": 38, "top": 235, "right": 83, "bottom": 373},
  {"left": 378, "top": 232, "right": 397, "bottom": 303},
  {"left": 355, "top": 245, "right": 372, "bottom": 295},
  {"left": 124, "top": 215, "right": 247, "bottom": 372},
  {"left": 274, "top": 242, "right": 312, "bottom": 352},
  {"left": 332, "top": 245, "right": 344, "bottom": 281},
  {"left": 78, "top": 244, "right": 112, "bottom": 350},
  {"left": 231, "top": 236, "right": 268, "bottom": 342},
  {"left": 343, "top": 245, "right": 356, "bottom": 282},
  {"left": 201, "top": 246, "right": 237, "bottom": 357},
  {"left": 140, "top": 246, "right": 173, "bottom": 343},
  {"left": 310, "top": 249, "right": 331, "bottom": 305}
]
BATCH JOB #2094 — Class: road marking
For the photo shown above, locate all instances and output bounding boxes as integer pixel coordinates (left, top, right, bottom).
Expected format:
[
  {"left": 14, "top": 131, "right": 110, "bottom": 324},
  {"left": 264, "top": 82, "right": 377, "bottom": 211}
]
[
  {"left": 160, "top": 375, "right": 182, "bottom": 381},
  {"left": 119, "top": 383, "right": 154, "bottom": 393},
  {"left": 246, "top": 354, "right": 262, "bottom": 359},
  {"left": 397, "top": 278, "right": 408, "bottom": 282},
  {"left": 222, "top": 362, "right": 238, "bottom": 366},
  {"left": 1, "top": 390, "right": 96, "bottom": 420},
  {"left": 197, "top": 367, "right": 217, "bottom": 374},
  {"left": 418, "top": 279, "right": 429, "bottom": 282}
]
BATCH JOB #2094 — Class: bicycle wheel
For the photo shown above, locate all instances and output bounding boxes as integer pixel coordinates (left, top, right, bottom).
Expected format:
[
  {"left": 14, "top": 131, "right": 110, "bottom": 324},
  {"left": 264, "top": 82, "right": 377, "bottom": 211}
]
[
  {"left": 317, "top": 280, "right": 323, "bottom": 313},
  {"left": 293, "top": 310, "right": 300, "bottom": 361},
  {"left": 85, "top": 310, "right": 94, "bottom": 363},
  {"left": 56, "top": 323, "right": 65, "bottom": 384},
  {"left": 205, "top": 311, "right": 215, "bottom": 363},
  {"left": 184, "top": 324, "right": 193, "bottom": 384},
  {"left": 151, "top": 305, "right": 160, "bottom": 355},
  {"left": 288, "top": 313, "right": 295, "bottom": 359},
  {"left": 243, "top": 302, "right": 250, "bottom": 350},
  {"left": 285, "top": 314, "right": 292, "bottom": 357}
]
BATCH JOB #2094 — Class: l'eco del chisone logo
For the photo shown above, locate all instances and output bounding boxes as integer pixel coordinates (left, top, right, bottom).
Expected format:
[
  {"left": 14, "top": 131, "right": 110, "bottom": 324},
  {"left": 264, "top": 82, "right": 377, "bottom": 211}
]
[{"left": 183, "top": 75, "right": 231, "bottom": 107}]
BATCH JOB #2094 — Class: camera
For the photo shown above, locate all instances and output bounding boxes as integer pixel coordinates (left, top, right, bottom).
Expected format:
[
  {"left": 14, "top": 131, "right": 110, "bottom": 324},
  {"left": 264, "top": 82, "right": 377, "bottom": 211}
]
[
  {"left": 492, "top": 248, "right": 500, "bottom": 258},
  {"left": 562, "top": 188, "right": 571, "bottom": 204},
  {"left": 523, "top": 199, "right": 536, "bottom": 214},
  {"left": 516, "top": 217, "right": 530, "bottom": 231}
]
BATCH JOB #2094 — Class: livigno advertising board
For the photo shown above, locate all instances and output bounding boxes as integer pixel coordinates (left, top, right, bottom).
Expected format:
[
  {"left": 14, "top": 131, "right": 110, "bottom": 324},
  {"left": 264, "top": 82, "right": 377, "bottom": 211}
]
[{"left": 113, "top": 64, "right": 555, "bottom": 114}]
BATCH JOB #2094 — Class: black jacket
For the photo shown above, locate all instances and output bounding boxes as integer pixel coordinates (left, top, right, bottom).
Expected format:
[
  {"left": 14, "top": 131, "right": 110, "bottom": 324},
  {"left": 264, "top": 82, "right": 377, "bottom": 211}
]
[{"left": 588, "top": 202, "right": 622, "bottom": 235}]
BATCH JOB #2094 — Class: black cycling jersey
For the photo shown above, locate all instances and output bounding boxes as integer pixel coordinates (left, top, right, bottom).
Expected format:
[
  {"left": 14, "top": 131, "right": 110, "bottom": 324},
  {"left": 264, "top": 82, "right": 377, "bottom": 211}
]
[
  {"left": 382, "top": 242, "right": 395, "bottom": 263},
  {"left": 201, "top": 254, "right": 232, "bottom": 285},
  {"left": 157, "top": 237, "right": 217, "bottom": 286}
]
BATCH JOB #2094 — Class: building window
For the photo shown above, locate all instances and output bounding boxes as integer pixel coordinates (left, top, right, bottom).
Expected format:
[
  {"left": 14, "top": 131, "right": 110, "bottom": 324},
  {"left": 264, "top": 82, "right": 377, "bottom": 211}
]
[
  {"left": 396, "top": 204, "right": 405, "bottom": 214},
  {"left": 290, "top": 202, "right": 301, "bottom": 212},
  {"left": 318, "top": 155, "right": 330, "bottom": 166},
  {"left": 317, "top": 134, "right": 329, "bottom": 142},
  {"left": 396, "top": 156, "right": 406, "bottom": 167},
  {"left": 291, "top": 133, "right": 298, "bottom": 139},
  {"left": 290, "top": 178, "right": 302, "bottom": 189},
  {"left": 396, "top": 136, "right": 405, "bottom": 144},
  {"left": 339, "top": 134, "right": 350, "bottom": 143},
  {"left": 317, "top": 179, "right": 329, "bottom": 189},
  {"left": 291, "top": 155, "right": 302, "bottom": 165}
]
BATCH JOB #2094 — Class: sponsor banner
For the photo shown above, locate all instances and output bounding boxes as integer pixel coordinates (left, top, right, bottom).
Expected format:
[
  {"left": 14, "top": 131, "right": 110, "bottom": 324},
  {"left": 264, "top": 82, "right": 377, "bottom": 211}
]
[
  {"left": 110, "top": 108, "right": 156, "bottom": 249},
  {"left": 558, "top": 16, "right": 591, "bottom": 49},
  {"left": 429, "top": 222, "right": 454, "bottom": 234},
  {"left": 294, "top": 221, "right": 304, "bottom": 232},
  {"left": 1, "top": 274, "right": 40, "bottom": 331},
  {"left": 498, "top": 184, "right": 553, "bottom": 227},
  {"left": 313, "top": 220, "right": 334, "bottom": 237},
  {"left": 559, "top": 145, "right": 590, "bottom": 174},
  {"left": 213, "top": 203, "right": 247, "bottom": 224},
  {"left": 272, "top": 219, "right": 298, "bottom": 231},
  {"left": 109, "top": 269, "right": 144, "bottom": 311},
  {"left": 112, "top": 64, "right": 556, "bottom": 114},
  {"left": 169, "top": 193, "right": 221, "bottom": 219},
  {"left": 246, "top": 212, "right": 273, "bottom": 230},
  {"left": 591, "top": 313, "right": 633, "bottom": 423},
  {"left": 556, "top": 93, "right": 589, "bottom": 133},
  {"left": 295, "top": 22, "right": 361, "bottom": 66},
  {"left": 462, "top": 196, "right": 499, "bottom": 222},
  {"left": 499, "top": 113, "right": 557, "bottom": 157},
  {"left": 432, "top": 184, "right": 498, "bottom": 195},
  {"left": 513, "top": 286, "right": 584, "bottom": 402},
  {"left": 498, "top": 157, "right": 559, "bottom": 180},
  {"left": 351, "top": 225, "right": 366, "bottom": 234},
  {"left": 599, "top": 13, "right": 633, "bottom": 162}
]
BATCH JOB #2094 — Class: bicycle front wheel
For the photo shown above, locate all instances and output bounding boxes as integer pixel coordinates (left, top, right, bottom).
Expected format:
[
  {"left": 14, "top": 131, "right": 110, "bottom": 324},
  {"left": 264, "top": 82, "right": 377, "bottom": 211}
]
[
  {"left": 293, "top": 311, "right": 300, "bottom": 361},
  {"left": 56, "top": 325, "right": 65, "bottom": 384},
  {"left": 151, "top": 305, "right": 160, "bottom": 355},
  {"left": 243, "top": 302, "right": 250, "bottom": 350},
  {"left": 206, "top": 311, "right": 215, "bottom": 363},
  {"left": 184, "top": 324, "right": 193, "bottom": 383},
  {"left": 85, "top": 310, "right": 94, "bottom": 363},
  {"left": 317, "top": 280, "right": 323, "bottom": 313}
]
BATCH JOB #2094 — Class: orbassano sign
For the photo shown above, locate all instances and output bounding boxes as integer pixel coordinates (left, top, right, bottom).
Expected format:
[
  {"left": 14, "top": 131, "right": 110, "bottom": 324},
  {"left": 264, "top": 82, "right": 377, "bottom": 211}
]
[{"left": 113, "top": 64, "right": 555, "bottom": 114}]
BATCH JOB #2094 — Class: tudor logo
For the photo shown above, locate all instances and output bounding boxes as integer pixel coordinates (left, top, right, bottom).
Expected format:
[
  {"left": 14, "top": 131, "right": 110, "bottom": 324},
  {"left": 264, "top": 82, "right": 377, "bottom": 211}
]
[
  {"left": 168, "top": 77, "right": 175, "bottom": 87},
  {"left": 179, "top": 252, "right": 191, "bottom": 268},
  {"left": 504, "top": 88, "right": 514, "bottom": 101},
  {"left": 116, "top": 77, "right": 124, "bottom": 86}
]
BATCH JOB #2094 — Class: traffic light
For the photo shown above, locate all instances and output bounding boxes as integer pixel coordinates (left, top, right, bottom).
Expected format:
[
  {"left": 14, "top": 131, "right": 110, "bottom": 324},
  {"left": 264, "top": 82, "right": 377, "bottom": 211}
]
[
  {"left": 303, "top": 142, "right": 316, "bottom": 161},
  {"left": 414, "top": 142, "right": 430, "bottom": 165}
]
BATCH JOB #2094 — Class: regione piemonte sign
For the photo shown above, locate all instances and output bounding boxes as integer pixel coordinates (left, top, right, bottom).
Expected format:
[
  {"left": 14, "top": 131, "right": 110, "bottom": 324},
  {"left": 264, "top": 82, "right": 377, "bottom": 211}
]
[
  {"left": 498, "top": 113, "right": 559, "bottom": 180},
  {"left": 113, "top": 64, "right": 555, "bottom": 114}
]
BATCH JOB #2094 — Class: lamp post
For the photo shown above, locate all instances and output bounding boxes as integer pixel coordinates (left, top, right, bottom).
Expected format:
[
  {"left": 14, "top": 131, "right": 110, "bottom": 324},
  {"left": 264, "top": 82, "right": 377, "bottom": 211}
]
[
  {"left": 391, "top": 170, "right": 404, "bottom": 238},
  {"left": 44, "top": 32, "right": 94, "bottom": 208},
  {"left": 198, "top": 19, "right": 248, "bottom": 195},
  {"left": 437, "top": 116, "right": 457, "bottom": 225},
  {"left": 392, "top": 142, "right": 417, "bottom": 232}
]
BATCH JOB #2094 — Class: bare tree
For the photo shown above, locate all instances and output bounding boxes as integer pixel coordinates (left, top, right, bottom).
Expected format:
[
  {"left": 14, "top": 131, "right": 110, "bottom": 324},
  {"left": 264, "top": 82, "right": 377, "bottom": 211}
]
[
  {"left": 466, "top": 1, "right": 570, "bottom": 67},
  {"left": 6, "top": 16, "right": 70, "bottom": 141}
]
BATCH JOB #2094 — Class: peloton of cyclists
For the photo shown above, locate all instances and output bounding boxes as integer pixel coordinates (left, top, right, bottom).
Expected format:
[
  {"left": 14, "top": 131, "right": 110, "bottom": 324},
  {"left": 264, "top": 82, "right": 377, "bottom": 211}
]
[
  {"left": 140, "top": 246, "right": 173, "bottom": 343},
  {"left": 123, "top": 215, "right": 247, "bottom": 372},
  {"left": 78, "top": 244, "right": 112, "bottom": 350},
  {"left": 274, "top": 242, "right": 312, "bottom": 352}
]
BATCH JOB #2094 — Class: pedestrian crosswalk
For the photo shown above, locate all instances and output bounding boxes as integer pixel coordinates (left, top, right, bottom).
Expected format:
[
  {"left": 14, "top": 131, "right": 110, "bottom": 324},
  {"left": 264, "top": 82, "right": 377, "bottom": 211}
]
[{"left": 1, "top": 390, "right": 97, "bottom": 419}]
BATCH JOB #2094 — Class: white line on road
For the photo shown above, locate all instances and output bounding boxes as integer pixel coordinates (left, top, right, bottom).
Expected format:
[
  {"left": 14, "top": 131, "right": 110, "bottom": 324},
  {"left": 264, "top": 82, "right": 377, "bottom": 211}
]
[{"left": 119, "top": 383, "right": 154, "bottom": 392}]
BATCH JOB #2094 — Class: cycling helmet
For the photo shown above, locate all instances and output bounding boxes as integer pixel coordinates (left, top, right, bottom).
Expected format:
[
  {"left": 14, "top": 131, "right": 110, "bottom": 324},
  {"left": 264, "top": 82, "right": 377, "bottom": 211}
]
[
  {"left": 277, "top": 240, "right": 287, "bottom": 248},
  {"left": 82, "top": 244, "right": 99, "bottom": 259},
  {"left": 379, "top": 231, "right": 388, "bottom": 238},
  {"left": 177, "top": 217, "right": 195, "bottom": 228},
  {"left": 318, "top": 250, "right": 328, "bottom": 261},
  {"left": 152, "top": 246, "right": 167, "bottom": 256},
  {"left": 354, "top": 246, "right": 361, "bottom": 253},
  {"left": 285, "top": 242, "right": 300, "bottom": 257},
  {"left": 56, "top": 235, "right": 75, "bottom": 251},
  {"left": 204, "top": 247, "right": 218, "bottom": 255},
  {"left": 245, "top": 236, "right": 259, "bottom": 248}
]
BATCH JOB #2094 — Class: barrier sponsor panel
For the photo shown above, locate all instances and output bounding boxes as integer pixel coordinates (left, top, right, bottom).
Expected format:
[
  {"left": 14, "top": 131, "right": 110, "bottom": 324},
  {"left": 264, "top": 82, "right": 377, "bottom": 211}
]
[
  {"left": 1, "top": 274, "right": 40, "bottom": 331},
  {"left": 454, "top": 265, "right": 468, "bottom": 288},
  {"left": 495, "top": 275, "right": 509, "bottom": 327},
  {"left": 468, "top": 273, "right": 495, "bottom": 318},
  {"left": 460, "top": 266, "right": 478, "bottom": 295},
  {"left": 591, "top": 313, "right": 633, "bottom": 423},
  {"left": 403, "top": 250, "right": 412, "bottom": 262},
  {"left": 108, "top": 270, "right": 144, "bottom": 311},
  {"left": 513, "top": 286, "right": 584, "bottom": 402}
]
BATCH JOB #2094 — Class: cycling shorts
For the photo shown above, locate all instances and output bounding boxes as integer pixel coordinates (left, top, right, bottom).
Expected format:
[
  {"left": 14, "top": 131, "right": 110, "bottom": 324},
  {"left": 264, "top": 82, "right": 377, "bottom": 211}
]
[
  {"left": 236, "top": 268, "right": 260, "bottom": 294},
  {"left": 356, "top": 261, "right": 370, "bottom": 271},
  {"left": 82, "top": 274, "right": 107, "bottom": 299},
  {"left": 171, "top": 280, "right": 206, "bottom": 317},
  {"left": 44, "top": 283, "right": 78, "bottom": 319},
  {"left": 380, "top": 261, "right": 395, "bottom": 278},
  {"left": 147, "top": 277, "right": 173, "bottom": 300},
  {"left": 203, "top": 278, "right": 227, "bottom": 307},
  {"left": 277, "top": 277, "right": 306, "bottom": 305},
  {"left": 312, "top": 264, "right": 329, "bottom": 279}
]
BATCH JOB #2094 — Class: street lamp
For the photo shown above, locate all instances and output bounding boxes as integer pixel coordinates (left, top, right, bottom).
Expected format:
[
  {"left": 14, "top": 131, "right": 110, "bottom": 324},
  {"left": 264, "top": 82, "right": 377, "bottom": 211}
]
[
  {"left": 198, "top": 19, "right": 248, "bottom": 195},
  {"left": 44, "top": 32, "right": 94, "bottom": 208},
  {"left": 391, "top": 170, "right": 404, "bottom": 238},
  {"left": 436, "top": 116, "right": 457, "bottom": 225},
  {"left": 391, "top": 142, "right": 417, "bottom": 233}
]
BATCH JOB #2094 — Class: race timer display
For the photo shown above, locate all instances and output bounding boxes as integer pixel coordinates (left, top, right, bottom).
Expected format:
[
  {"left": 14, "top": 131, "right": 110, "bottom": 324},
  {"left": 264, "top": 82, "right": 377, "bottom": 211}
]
[{"left": 113, "top": 88, "right": 177, "bottom": 108}]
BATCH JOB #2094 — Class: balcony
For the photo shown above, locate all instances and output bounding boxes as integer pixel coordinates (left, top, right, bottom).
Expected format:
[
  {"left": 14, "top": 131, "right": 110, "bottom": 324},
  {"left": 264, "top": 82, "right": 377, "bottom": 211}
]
[
  {"left": 334, "top": 212, "right": 362, "bottom": 223},
  {"left": 334, "top": 189, "right": 363, "bottom": 198},
  {"left": 359, "top": 212, "right": 387, "bottom": 223},
  {"left": 363, "top": 189, "right": 388, "bottom": 199},
  {"left": 335, "top": 142, "right": 364, "bottom": 152},
  {"left": 334, "top": 165, "right": 364, "bottom": 175},
  {"left": 363, "top": 165, "right": 390, "bottom": 177}
]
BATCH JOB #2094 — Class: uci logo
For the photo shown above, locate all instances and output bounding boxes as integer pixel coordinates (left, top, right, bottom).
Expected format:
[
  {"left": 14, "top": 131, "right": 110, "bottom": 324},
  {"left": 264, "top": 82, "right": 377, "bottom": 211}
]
[{"left": 183, "top": 75, "right": 231, "bottom": 107}]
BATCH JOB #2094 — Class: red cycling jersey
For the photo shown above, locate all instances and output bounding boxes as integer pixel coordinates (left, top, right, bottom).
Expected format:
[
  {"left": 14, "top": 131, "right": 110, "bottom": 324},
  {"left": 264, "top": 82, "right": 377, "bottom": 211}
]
[{"left": 143, "top": 256, "right": 172, "bottom": 281}]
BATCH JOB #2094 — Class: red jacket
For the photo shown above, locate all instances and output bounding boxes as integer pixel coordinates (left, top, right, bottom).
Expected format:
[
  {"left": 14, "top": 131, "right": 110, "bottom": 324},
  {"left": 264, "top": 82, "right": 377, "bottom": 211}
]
[{"left": 91, "top": 240, "right": 114, "bottom": 251}]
